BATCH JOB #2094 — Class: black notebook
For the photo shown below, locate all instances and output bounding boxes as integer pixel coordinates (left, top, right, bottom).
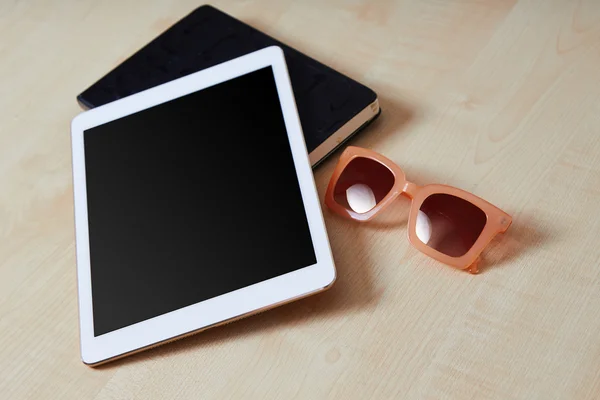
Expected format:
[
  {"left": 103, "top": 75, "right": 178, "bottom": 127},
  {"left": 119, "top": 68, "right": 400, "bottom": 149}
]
[{"left": 77, "top": 5, "right": 380, "bottom": 166}]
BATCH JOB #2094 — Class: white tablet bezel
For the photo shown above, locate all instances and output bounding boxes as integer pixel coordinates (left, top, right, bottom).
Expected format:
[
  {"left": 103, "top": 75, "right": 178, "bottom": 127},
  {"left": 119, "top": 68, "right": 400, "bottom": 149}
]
[{"left": 71, "top": 46, "right": 336, "bottom": 366}]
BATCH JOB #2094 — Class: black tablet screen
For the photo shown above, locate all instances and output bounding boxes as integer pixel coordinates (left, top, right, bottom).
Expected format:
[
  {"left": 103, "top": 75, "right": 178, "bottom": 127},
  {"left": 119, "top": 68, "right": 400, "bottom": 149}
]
[{"left": 84, "top": 67, "right": 316, "bottom": 336}]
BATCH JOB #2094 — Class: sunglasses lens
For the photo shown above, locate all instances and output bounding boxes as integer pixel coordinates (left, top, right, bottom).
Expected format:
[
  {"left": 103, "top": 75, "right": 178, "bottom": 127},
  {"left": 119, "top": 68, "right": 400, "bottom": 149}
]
[
  {"left": 417, "top": 194, "right": 487, "bottom": 257},
  {"left": 334, "top": 157, "right": 395, "bottom": 214}
]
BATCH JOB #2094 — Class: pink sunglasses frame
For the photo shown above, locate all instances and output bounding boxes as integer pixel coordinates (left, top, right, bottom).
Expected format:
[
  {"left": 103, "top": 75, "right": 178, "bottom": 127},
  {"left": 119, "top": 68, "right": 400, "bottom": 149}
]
[{"left": 324, "top": 147, "right": 512, "bottom": 273}]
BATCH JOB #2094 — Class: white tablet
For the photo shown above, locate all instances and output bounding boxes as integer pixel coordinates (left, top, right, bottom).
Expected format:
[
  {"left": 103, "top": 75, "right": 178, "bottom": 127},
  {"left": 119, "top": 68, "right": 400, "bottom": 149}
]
[{"left": 71, "top": 46, "right": 336, "bottom": 366}]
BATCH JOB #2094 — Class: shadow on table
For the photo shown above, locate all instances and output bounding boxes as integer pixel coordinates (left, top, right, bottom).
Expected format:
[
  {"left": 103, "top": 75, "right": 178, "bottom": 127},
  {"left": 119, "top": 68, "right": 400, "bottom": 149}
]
[
  {"left": 97, "top": 96, "right": 417, "bottom": 369},
  {"left": 479, "top": 212, "right": 555, "bottom": 274}
]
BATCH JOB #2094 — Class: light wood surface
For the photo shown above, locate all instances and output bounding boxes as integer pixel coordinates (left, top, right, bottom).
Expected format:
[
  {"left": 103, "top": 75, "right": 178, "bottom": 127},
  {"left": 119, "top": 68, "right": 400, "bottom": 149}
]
[{"left": 2, "top": 1, "right": 600, "bottom": 399}]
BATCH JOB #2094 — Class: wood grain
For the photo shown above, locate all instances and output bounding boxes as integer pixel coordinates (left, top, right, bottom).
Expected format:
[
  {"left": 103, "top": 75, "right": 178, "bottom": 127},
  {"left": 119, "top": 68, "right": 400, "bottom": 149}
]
[{"left": 2, "top": 0, "right": 600, "bottom": 399}]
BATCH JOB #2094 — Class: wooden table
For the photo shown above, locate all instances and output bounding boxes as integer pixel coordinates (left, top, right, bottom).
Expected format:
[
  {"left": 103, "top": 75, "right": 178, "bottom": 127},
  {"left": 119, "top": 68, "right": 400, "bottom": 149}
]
[{"left": 2, "top": 1, "right": 600, "bottom": 398}]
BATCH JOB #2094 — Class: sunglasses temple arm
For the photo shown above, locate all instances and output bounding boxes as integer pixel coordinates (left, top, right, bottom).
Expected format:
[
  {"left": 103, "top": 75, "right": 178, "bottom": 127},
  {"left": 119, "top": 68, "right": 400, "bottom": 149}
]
[
  {"left": 467, "top": 257, "right": 481, "bottom": 274},
  {"left": 499, "top": 215, "right": 512, "bottom": 233}
]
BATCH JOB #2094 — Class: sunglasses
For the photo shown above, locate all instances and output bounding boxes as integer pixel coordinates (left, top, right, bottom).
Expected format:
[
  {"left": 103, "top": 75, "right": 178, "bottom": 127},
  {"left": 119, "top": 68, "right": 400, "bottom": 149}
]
[{"left": 325, "top": 147, "right": 512, "bottom": 274}]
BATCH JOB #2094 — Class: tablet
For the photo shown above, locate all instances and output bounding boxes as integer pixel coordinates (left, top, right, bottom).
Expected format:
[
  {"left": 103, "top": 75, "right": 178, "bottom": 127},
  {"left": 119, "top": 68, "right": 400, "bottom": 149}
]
[{"left": 71, "top": 47, "right": 336, "bottom": 366}]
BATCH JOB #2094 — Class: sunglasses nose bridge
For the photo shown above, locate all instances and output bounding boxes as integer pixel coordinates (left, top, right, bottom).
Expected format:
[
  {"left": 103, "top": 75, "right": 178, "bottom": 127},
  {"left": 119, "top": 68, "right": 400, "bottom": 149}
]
[{"left": 401, "top": 181, "right": 418, "bottom": 199}]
